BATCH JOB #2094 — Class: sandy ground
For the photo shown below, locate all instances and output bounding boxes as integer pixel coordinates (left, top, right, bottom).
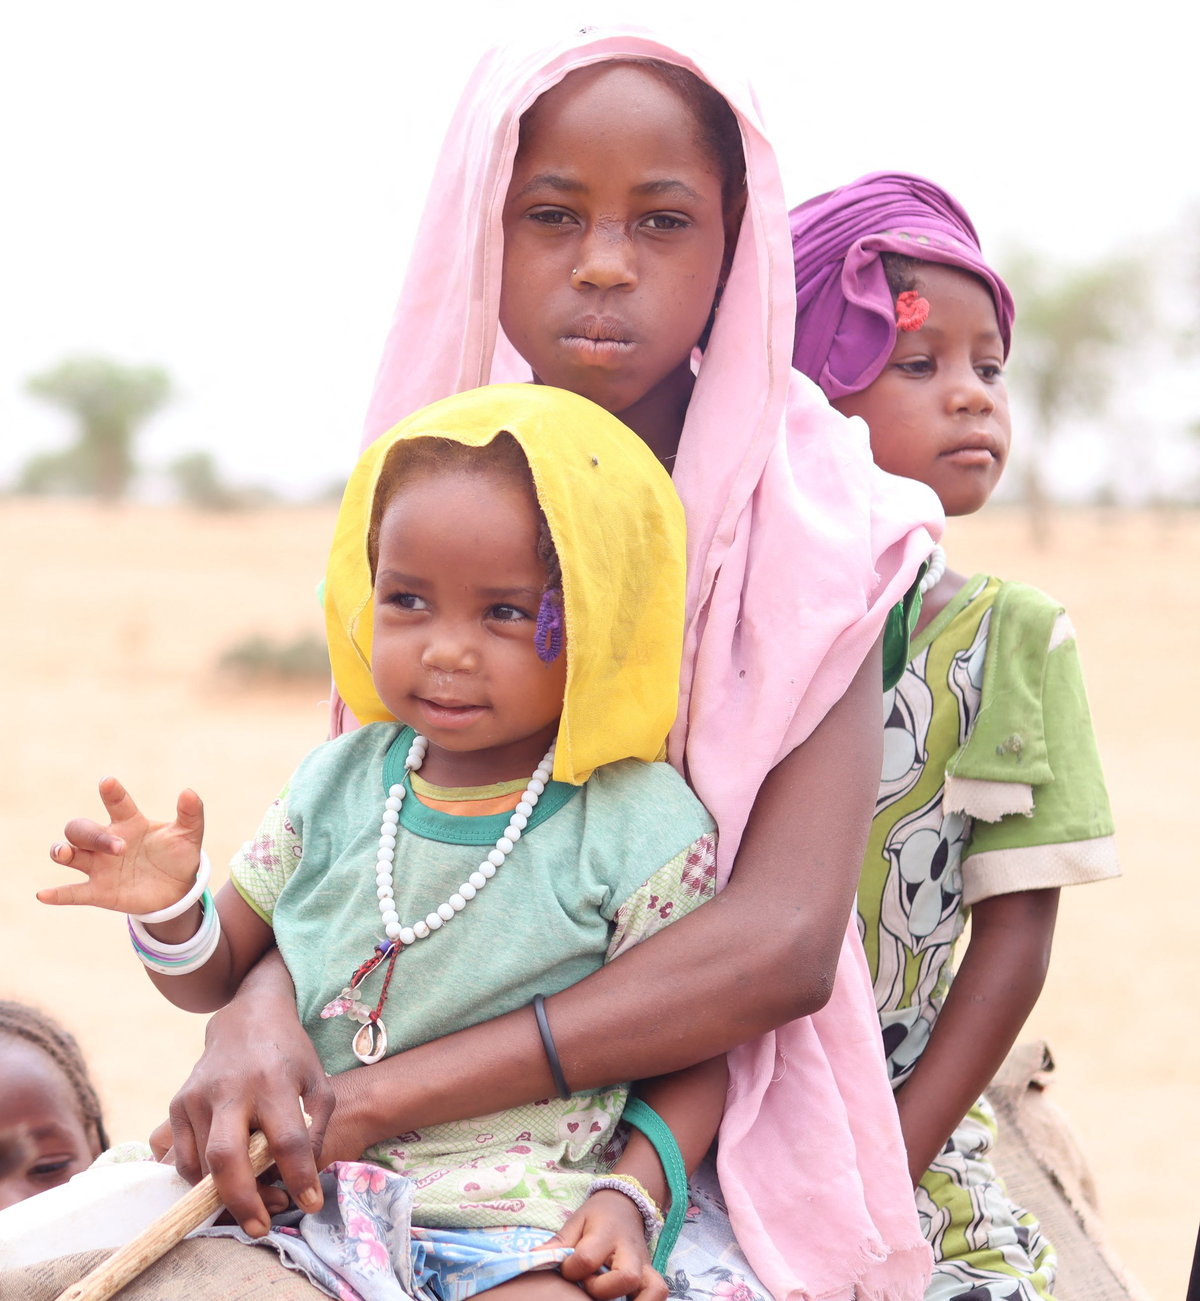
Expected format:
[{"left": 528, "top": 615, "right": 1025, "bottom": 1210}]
[{"left": 1, "top": 500, "right": 1194, "bottom": 1298}]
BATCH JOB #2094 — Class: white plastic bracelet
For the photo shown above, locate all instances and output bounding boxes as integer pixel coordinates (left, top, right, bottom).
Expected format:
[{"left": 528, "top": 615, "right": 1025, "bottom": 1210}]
[
  {"left": 128, "top": 893, "right": 213, "bottom": 955},
  {"left": 129, "top": 893, "right": 223, "bottom": 975},
  {"left": 130, "top": 850, "right": 211, "bottom": 924}
]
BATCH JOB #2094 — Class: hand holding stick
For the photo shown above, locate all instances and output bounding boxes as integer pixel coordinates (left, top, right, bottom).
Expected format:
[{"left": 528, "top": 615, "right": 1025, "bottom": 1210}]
[{"left": 53, "top": 1130, "right": 274, "bottom": 1301}]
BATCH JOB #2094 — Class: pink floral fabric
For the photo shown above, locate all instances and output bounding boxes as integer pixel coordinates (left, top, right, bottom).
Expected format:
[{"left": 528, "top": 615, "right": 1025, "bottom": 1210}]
[{"left": 202, "top": 1161, "right": 569, "bottom": 1301}]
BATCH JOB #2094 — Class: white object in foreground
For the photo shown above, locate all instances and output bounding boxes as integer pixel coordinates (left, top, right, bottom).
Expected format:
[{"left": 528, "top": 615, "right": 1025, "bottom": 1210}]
[{"left": 0, "top": 1158, "right": 211, "bottom": 1271}]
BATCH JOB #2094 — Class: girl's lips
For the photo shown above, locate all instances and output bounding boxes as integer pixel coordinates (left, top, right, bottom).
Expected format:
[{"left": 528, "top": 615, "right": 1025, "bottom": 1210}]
[
  {"left": 940, "top": 446, "right": 998, "bottom": 468},
  {"left": 559, "top": 335, "right": 636, "bottom": 365},
  {"left": 559, "top": 314, "right": 636, "bottom": 366},
  {"left": 940, "top": 435, "right": 1001, "bottom": 468},
  {"left": 416, "top": 698, "right": 488, "bottom": 729}
]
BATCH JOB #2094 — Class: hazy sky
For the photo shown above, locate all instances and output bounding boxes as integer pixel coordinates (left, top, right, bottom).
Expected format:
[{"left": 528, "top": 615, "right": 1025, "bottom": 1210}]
[{"left": 3, "top": 0, "right": 1196, "bottom": 497}]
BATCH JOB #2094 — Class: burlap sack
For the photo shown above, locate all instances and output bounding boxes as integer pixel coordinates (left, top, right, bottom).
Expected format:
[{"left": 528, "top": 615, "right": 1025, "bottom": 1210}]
[
  {"left": 986, "top": 1041, "right": 1150, "bottom": 1301},
  {"left": 0, "top": 1238, "right": 325, "bottom": 1301}
]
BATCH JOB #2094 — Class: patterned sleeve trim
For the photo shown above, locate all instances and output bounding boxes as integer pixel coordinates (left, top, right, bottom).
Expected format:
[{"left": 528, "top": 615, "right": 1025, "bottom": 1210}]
[
  {"left": 961, "top": 835, "right": 1120, "bottom": 906},
  {"left": 605, "top": 832, "right": 718, "bottom": 962},
  {"left": 228, "top": 785, "right": 303, "bottom": 926}
]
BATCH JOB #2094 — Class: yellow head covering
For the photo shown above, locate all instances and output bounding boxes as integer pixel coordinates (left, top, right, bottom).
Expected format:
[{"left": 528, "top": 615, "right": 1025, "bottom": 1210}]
[{"left": 325, "top": 384, "right": 686, "bottom": 785}]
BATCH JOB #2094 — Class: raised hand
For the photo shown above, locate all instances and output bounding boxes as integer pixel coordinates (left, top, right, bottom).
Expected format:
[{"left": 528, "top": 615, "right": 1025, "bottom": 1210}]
[{"left": 41, "top": 776, "right": 205, "bottom": 916}]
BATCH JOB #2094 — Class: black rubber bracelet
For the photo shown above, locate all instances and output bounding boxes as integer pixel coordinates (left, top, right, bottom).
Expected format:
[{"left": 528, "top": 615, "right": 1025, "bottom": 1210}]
[{"left": 532, "top": 993, "right": 572, "bottom": 1101}]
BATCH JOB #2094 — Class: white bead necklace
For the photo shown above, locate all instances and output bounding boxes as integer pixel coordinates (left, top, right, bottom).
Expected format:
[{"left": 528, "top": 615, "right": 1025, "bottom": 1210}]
[
  {"left": 320, "top": 731, "right": 557, "bottom": 1065},
  {"left": 919, "top": 545, "right": 946, "bottom": 596}
]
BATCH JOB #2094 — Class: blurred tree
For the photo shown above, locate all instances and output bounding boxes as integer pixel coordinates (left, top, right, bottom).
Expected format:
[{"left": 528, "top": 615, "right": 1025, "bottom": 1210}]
[
  {"left": 169, "top": 451, "right": 242, "bottom": 510},
  {"left": 1003, "top": 251, "right": 1150, "bottom": 544},
  {"left": 20, "top": 356, "right": 171, "bottom": 500},
  {"left": 218, "top": 632, "right": 330, "bottom": 683}
]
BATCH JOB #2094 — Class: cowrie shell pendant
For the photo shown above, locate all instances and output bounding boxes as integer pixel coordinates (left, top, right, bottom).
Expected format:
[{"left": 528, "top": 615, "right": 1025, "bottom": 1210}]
[{"left": 353, "top": 1018, "right": 388, "bottom": 1065}]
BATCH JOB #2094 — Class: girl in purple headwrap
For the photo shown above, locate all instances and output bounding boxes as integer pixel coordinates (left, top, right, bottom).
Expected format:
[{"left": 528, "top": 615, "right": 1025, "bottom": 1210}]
[{"left": 791, "top": 173, "right": 1121, "bottom": 1301}]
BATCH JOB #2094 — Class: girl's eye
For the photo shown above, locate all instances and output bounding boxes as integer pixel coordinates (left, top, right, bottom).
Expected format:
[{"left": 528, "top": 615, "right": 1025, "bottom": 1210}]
[
  {"left": 642, "top": 213, "right": 689, "bottom": 231},
  {"left": 528, "top": 208, "right": 578, "bottom": 227},
  {"left": 489, "top": 604, "right": 529, "bottom": 623},
  {"left": 389, "top": 593, "right": 428, "bottom": 611},
  {"left": 895, "top": 359, "right": 933, "bottom": 376},
  {"left": 978, "top": 363, "right": 1004, "bottom": 381},
  {"left": 30, "top": 1158, "right": 73, "bottom": 1180}
]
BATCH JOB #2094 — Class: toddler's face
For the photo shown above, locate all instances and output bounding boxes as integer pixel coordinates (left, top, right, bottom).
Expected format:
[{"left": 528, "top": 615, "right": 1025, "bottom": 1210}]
[
  {"left": 371, "top": 470, "right": 566, "bottom": 770},
  {"left": 500, "top": 63, "right": 733, "bottom": 419},
  {"left": 0, "top": 1038, "right": 100, "bottom": 1210},
  {"left": 834, "top": 263, "right": 1011, "bottom": 516}
]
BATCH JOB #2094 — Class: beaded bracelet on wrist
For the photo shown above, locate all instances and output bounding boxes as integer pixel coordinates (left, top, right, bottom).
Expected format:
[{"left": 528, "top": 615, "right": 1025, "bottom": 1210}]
[{"left": 585, "top": 1174, "right": 665, "bottom": 1248}]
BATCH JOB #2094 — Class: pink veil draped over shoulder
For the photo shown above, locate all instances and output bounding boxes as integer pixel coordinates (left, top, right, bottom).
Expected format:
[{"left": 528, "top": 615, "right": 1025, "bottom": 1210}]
[{"left": 340, "top": 25, "right": 941, "bottom": 1301}]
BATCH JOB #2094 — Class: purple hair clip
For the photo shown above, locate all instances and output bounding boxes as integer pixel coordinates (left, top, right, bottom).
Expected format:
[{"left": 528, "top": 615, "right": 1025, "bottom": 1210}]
[{"left": 536, "top": 590, "right": 563, "bottom": 663}]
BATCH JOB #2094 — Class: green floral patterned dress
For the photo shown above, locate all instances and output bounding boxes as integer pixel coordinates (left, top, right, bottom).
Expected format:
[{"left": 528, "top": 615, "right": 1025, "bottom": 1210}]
[{"left": 859, "top": 576, "right": 1119, "bottom": 1301}]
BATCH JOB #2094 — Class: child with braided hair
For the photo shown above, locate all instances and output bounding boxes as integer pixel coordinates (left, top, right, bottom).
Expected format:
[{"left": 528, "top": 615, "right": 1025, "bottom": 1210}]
[{"left": 0, "top": 1001, "right": 107, "bottom": 1210}]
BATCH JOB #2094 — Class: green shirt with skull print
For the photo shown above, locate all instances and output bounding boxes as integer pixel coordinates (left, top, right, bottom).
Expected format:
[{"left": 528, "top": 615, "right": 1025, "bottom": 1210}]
[{"left": 859, "top": 575, "right": 1118, "bottom": 1086}]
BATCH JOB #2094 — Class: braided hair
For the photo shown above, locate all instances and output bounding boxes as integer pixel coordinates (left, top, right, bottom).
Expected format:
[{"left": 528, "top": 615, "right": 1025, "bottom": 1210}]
[{"left": 0, "top": 1001, "right": 109, "bottom": 1150}]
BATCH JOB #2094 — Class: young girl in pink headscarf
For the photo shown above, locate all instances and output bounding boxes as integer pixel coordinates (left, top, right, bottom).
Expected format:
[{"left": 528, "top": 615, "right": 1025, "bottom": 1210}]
[
  {"left": 791, "top": 173, "right": 1120, "bottom": 1301},
  {"left": 53, "top": 32, "right": 945, "bottom": 1301}
]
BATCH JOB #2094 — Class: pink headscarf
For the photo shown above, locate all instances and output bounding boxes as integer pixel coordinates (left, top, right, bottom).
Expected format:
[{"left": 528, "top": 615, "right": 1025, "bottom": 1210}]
[
  {"left": 342, "top": 27, "right": 942, "bottom": 1301},
  {"left": 789, "top": 171, "right": 1015, "bottom": 400}
]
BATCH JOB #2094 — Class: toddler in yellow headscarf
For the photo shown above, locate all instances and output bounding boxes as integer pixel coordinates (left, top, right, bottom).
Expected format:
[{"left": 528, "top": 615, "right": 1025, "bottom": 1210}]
[{"left": 43, "top": 384, "right": 725, "bottom": 1301}]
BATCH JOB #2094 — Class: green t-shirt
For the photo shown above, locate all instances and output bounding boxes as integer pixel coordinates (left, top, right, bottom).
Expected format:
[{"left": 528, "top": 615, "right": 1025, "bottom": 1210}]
[
  {"left": 230, "top": 722, "right": 717, "bottom": 1230},
  {"left": 859, "top": 577, "right": 1118, "bottom": 1086}
]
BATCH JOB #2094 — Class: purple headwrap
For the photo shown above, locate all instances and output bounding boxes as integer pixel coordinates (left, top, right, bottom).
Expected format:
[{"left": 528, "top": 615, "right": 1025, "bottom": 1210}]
[{"left": 789, "top": 171, "right": 1015, "bottom": 400}]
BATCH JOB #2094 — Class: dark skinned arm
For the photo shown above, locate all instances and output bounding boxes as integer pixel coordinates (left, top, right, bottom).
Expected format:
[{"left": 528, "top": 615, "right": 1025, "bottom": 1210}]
[
  {"left": 162, "top": 635, "right": 884, "bottom": 1233},
  {"left": 894, "top": 886, "right": 1059, "bottom": 1185},
  {"left": 613, "top": 1057, "right": 729, "bottom": 1207},
  {"left": 547, "top": 1059, "right": 728, "bottom": 1301}
]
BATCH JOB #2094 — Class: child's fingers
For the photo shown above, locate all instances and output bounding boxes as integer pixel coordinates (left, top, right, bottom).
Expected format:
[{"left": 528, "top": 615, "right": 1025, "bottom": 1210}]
[
  {"left": 49, "top": 839, "right": 76, "bottom": 866},
  {"left": 631, "top": 1264, "right": 668, "bottom": 1301},
  {"left": 49, "top": 840, "right": 93, "bottom": 871},
  {"left": 97, "top": 774, "right": 142, "bottom": 828},
  {"left": 543, "top": 1220, "right": 584, "bottom": 1253},
  {"left": 60, "top": 816, "right": 125, "bottom": 858},
  {"left": 174, "top": 788, "right": 206, "bottom": 842},
  {"left": 581, "top": 1242, "right": 645, "bottom": 1300},
  {"left": 42, "top": 838, "right": 105, "bottom": 905},
  {"left": 558, "top": 1227, "right": 611, "bottom": 1283},
  {"left": 36, "top": 878, "right": 100, "bottom": 908}
]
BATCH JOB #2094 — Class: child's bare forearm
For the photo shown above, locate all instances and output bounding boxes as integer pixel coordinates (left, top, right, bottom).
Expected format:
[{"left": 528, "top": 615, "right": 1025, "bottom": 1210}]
[
  {"left": 612, "top": 1056, "right": 728, "bottom": 1209},
  {"left": 894, "top": 887, "right": 1059, "bottom": 1184},
  {"left": 143, "top": 882, "right": 275, "bottom": 1013}
]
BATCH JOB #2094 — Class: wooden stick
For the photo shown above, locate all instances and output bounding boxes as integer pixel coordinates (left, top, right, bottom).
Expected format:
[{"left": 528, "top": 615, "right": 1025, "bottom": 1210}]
[{"left": 53, "top": 1130, "right": 274, "bottom": 1301}]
